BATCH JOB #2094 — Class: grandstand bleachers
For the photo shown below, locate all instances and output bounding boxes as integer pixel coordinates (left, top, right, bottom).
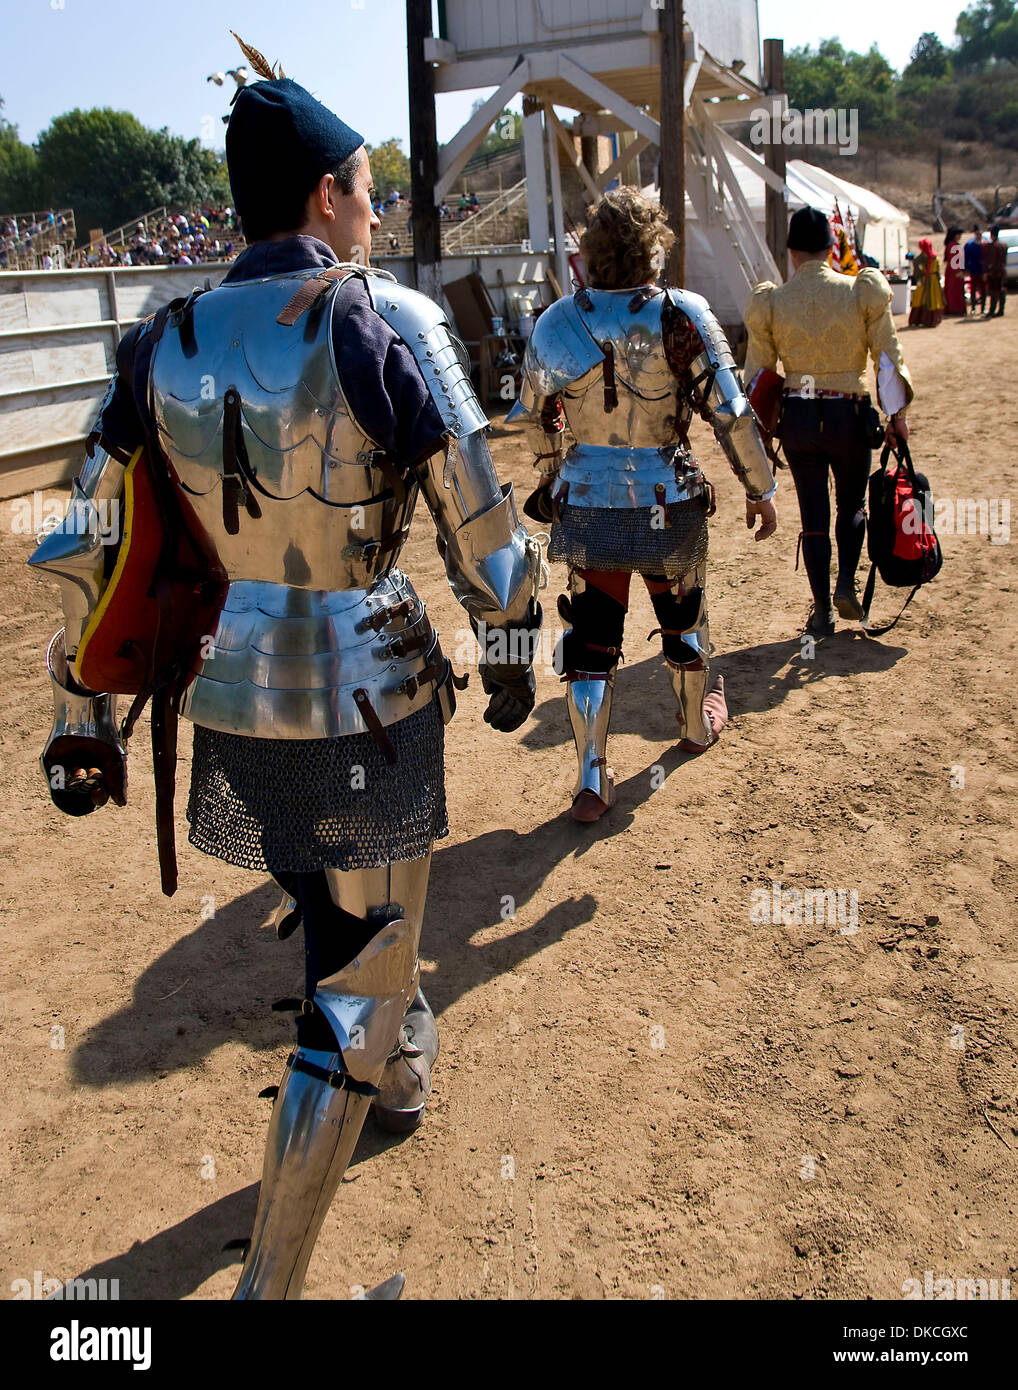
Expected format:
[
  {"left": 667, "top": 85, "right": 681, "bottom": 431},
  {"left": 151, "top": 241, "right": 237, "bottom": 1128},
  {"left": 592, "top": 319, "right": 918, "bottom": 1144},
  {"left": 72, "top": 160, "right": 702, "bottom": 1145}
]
[{"left": 0, "top": 209, "right": 76, "bottom": 271}]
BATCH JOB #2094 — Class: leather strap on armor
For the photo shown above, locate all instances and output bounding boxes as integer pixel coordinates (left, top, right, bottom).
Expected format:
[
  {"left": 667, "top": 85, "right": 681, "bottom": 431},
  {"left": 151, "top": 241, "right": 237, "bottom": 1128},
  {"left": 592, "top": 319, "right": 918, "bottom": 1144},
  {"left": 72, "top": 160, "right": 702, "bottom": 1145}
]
[
  {"left": 342, "top": 527, "right": 410, "bottom": 565},
  {"left": 399, "top": 657, "right": 456, "bottom": 702},
  {"left": 290, "top": 1052, "right": 380, "bottom": 1097},
  {"left": 275, "top": 265, "right": 347, "bottom": 326},
  {"left": 117, "top": 294, "right": 216, "bottom": 896},
  {"left": 602, "top": 344, "right": 618, "bottom": 414},
  {"left": 362, "top": 597, "right": 415, "bottom": 633},
  {"left": 372, "top": 450, "right": 409, "bottom": 507},
  {"left": 352, "top": 687, "right": 397, "bottom": 765},
  {"left": 222, "top": 388, "right": 263, "bottom": 535}
]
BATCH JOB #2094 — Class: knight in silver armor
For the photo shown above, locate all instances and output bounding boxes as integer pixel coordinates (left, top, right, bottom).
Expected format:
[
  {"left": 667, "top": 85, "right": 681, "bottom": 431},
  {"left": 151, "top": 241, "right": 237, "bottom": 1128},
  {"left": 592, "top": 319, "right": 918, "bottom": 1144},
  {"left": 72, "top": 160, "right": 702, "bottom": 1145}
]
[
  {"left": 29, "top": 62, "right": 540, "bottom": 1299},
  {"left": 508, "top": 188, "right": 777, "bottom": 821}
]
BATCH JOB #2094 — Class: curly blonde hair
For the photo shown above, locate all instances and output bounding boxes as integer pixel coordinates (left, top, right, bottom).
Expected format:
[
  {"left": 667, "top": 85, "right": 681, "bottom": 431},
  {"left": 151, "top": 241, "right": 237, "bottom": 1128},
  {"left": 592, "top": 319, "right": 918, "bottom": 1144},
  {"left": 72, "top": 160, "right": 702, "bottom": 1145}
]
[{"left": 579, "top": 187, "right": 674, "bottom": 289}]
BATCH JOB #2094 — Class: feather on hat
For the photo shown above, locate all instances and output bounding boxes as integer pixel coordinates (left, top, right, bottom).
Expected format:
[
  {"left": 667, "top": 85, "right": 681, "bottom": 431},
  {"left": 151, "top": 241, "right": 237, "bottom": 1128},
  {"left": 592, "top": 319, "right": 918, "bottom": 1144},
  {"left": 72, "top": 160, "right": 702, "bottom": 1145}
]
[{"left": 224, "top": 32, "right": 364, "bottom": 240}]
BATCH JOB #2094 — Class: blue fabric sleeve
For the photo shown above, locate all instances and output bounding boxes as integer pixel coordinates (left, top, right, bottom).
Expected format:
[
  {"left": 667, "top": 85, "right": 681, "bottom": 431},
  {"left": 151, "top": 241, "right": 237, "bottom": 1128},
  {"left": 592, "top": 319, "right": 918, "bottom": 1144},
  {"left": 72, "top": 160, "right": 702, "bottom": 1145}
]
[{"left": 331, "top": 278, "right": 448, "bottom": 466}]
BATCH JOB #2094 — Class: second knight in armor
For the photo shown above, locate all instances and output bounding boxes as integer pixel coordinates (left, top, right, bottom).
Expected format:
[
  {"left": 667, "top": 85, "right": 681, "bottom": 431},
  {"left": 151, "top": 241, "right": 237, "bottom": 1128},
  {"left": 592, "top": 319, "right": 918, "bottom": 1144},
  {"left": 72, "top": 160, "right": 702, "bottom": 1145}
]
[{"left": 509, "top": 189, "right": 778, "bottom": 822}]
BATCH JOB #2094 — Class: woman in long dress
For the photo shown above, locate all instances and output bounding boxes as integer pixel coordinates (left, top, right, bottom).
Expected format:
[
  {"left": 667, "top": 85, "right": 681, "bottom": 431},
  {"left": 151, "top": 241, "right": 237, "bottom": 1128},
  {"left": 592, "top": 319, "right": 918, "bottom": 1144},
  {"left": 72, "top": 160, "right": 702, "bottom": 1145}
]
[
  {"left": 909, "top": 237, "right": 945, "bottom": 327},
  {"left": 942, "top": 227, "right": 967, "bottom": 315}
]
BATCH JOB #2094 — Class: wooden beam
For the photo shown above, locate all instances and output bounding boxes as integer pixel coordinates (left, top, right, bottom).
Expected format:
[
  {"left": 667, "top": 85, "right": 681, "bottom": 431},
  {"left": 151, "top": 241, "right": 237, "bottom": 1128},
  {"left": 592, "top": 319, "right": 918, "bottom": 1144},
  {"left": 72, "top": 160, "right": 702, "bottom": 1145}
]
[
  {"left": 522, "top": 98, "right": 550, "bottom": 253},
  {"left": 596, "top": 134, "right": 651, "bottom": 192},
  {"left": 407, "top": 0, "right": 442, "bottom": 298},
  {"left": 762, "top": 38, "right": 788, "bottom": 278},
  {"left": 548, "top": 107, "right": 600, "bottom": 203},
  {"left": 557, "top": 54, "right": 661, "bottom": 147},
  {"left": 573, "top": 113, "right": 634, "bottom": 138},
  {"left": 432, "top": 36, "right": 657, "bottom": 95},
  {"left": 435, "top": 59, "right": 531, "bottom": 202},
  {"left": 703, "top": 96, "right": 783, "bottom": 125},
  {"left": 423, "top": 36, "right": 455, "bottom": 65},
  {"left": 713, "top": 122, "right": 787, "bottom": 196},
  {"left": 659, "top": 0, "right": 685, "bottom": 285},
  {"left": 683, "top": 43, "right": 703, "bottom": 107},
  {"left": 545, "top": 104, "right": 571, "bottom": 295}
]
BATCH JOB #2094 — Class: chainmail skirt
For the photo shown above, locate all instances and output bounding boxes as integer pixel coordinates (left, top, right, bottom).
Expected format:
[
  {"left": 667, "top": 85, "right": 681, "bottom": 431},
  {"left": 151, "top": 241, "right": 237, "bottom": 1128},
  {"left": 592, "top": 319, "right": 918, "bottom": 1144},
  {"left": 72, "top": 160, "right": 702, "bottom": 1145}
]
[
  {"left": 549, "top": 495, "right": 710, "bottom": 577},
  {"left": 186, "top": 700, "right": 448, "bottom": 873}
]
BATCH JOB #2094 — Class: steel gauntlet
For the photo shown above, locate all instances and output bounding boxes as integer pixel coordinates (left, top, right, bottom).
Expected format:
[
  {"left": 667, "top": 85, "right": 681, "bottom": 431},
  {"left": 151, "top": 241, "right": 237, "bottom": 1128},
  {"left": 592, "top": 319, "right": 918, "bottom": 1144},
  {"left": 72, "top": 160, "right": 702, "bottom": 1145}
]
[{"left": 41, "top": 630, "right": 127, "bottom": 815}]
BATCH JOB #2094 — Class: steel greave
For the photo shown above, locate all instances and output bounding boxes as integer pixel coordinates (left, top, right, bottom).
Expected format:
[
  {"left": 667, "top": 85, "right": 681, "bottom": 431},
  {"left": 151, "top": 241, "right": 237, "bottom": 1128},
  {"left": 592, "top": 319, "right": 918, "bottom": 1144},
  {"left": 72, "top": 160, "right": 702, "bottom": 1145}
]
[
  {"left": 668, "top": 661, "right": 713, "bottom": 747},
  {"left": 232, "top": 1049, "right": 374, "bottom": 1300},
  {"left": 566, "top": 674, "right": 615, "bottom": 804},
  {"left": 233, "top": 856, "right": 433, "bottom": 1300}
]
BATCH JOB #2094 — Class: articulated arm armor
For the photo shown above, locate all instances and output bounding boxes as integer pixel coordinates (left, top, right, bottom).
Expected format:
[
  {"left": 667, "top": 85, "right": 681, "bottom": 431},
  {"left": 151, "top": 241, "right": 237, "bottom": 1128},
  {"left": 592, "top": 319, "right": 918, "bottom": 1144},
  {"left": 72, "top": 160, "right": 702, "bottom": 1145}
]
[
  {"left": 668, "top": 290, "right": 776, "bottom": 502},
  {"left": 366, "top": 280, "right": 543, "bottom": 696},
  {"left": 29, "top": 424, "right": 130, "bottom": 813}
]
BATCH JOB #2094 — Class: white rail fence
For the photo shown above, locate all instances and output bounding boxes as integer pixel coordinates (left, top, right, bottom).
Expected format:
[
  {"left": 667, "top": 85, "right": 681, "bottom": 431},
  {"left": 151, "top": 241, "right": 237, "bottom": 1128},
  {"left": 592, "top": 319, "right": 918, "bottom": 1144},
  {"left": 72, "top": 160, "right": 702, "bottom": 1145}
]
[
  {"left": 0, "top": 263, "right": 232, "bottom": 499},
  {"left": 0, "top": 252, "right": 557, "bottom": 500}
]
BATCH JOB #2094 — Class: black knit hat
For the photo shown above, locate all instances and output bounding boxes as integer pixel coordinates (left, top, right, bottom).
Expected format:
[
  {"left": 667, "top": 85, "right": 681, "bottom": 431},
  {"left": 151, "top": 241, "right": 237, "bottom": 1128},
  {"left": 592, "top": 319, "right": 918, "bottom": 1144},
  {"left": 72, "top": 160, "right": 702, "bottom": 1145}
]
[
  {"left": 226, "top": 78, "right": 364, "bottom": 237},
  {"left": 787, "top": 206, "right": 833, "bottom": 253}
]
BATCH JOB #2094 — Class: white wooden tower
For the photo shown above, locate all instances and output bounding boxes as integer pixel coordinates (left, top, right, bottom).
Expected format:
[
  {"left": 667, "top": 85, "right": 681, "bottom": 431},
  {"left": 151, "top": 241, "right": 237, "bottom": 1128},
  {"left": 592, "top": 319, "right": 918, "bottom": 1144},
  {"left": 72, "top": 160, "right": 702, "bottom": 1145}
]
[{"left": 423, "top": 0, "right": 787, "bottom": 324}]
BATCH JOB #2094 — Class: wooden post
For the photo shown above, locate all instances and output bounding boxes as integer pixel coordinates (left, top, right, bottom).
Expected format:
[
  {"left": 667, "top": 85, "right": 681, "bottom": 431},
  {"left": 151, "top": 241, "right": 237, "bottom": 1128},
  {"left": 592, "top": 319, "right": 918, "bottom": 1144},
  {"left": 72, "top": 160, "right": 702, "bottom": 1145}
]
[
  {"left": 522, "top": 95, "right": 550, "bottom": 252},
  {"left": 545, "top": 103, "right": 570, "bottom": 293},
  {"left": 406, "top": 0, "right": 442, "bottom": 300},
  {"left": 659, "top": 0, "right": 685, "bottom": 286},
  {"left": 763, "top": 38, "right": 787, "bottom": 280},
  {"left": 580, "top": 134, "right": 600, "bottom": 183}
]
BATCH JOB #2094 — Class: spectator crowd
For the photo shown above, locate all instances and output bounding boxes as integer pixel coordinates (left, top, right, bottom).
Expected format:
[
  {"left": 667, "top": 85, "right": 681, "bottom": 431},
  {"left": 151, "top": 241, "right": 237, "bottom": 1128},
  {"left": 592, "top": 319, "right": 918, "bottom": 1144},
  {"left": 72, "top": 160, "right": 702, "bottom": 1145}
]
[
  {"left": 80, "top": 207, "right": 242, "bottom": 268},
  {"left": 1, "top": 210, "right": 73, "bottom": 270},
  {"left": 439, "top": 192, "right": 481, "bottom": 222}
]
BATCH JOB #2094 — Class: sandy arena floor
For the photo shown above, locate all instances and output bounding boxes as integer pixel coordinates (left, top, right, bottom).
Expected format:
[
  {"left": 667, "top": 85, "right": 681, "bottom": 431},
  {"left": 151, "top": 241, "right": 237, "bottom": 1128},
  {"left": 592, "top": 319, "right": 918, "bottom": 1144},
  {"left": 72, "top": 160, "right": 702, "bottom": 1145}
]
[{"left": 2, "top": 304, "right": 1016, "bottom": 1301}]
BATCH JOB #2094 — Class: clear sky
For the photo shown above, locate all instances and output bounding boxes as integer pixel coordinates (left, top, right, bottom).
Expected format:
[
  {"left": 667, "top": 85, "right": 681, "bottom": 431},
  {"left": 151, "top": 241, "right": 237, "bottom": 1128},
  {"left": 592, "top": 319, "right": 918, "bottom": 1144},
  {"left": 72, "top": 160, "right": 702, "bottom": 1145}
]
[{"left": 0, "top": 0, "right": 976, "bottom": 150}]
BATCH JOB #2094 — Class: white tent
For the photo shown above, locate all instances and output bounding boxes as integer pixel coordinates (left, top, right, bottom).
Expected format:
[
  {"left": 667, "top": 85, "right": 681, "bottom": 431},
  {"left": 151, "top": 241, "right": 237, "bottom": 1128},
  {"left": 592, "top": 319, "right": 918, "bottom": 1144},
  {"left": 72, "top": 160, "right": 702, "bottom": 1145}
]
[
  {"left": 786, "top": 160, "right": 911, "bottom": 272},
  {"left": 696, "top": 135, "right": 910, "bottom": 273},
  {"left": 642, "top": 138, "right": 910, "bottom": 325}
]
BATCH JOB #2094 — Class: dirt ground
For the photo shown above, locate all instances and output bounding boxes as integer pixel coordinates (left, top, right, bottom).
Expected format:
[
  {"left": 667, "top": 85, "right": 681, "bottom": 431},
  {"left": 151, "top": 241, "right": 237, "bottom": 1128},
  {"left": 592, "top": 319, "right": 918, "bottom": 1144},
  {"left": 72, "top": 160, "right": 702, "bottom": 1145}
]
[{"left": 2, "top": 303, "right": 1017, "bottom": 1303}]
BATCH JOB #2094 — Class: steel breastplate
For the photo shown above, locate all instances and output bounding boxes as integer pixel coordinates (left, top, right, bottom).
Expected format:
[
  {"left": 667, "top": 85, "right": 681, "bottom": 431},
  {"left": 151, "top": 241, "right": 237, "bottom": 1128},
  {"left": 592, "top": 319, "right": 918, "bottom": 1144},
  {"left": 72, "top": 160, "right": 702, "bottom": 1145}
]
[
  {"left": 150, "top": 270, "right": 445, "bottom": 740},
  {"left": 150, "top": 268, "right": 417, "bottom": 592},
  {"left": 535, "top": 291, "right": 702, "bottom": 508}
]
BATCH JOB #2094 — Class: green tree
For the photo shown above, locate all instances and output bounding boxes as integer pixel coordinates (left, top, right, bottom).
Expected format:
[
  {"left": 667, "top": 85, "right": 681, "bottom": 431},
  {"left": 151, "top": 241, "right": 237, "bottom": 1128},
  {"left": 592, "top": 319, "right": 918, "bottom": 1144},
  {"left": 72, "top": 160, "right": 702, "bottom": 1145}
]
[
  {"left": 33, "top": 107, "right": 231, "bottom": 236},
  {"left": 785, "top": 40, "right": 897, "bottom": 136},
  {"left": 145, "top": 129, "right": 231, "bottom": 212},
  {"left": 36, "top": 108, "right": 157, "bottom": 233},
  {"left": 0, "top": 97, "right": 42, "bottom": 211},
  {"left": 956, "top": 0, "right": 1018, "bottom": 69},
  {"left": 364, "top": 137, "right": 410, "bottom": 198},
  {"left": 906, "top": 31, "right": 952, "bottom": 79}
]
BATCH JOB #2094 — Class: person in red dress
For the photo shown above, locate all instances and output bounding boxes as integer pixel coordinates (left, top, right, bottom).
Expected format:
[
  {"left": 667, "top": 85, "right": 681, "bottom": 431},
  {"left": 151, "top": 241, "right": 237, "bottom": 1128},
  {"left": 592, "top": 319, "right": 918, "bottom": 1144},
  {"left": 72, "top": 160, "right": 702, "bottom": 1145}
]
[{"left": 943, "top": 227, "right": 967, "bottom": 315}]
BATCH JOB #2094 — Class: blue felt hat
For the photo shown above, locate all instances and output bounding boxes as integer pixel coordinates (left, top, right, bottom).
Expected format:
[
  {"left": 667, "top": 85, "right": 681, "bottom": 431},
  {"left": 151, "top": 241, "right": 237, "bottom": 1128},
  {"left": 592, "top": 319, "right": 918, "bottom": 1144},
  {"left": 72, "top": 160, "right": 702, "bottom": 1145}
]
[{"left": 226, "top": 78, "right": 364, "bottom": 238}]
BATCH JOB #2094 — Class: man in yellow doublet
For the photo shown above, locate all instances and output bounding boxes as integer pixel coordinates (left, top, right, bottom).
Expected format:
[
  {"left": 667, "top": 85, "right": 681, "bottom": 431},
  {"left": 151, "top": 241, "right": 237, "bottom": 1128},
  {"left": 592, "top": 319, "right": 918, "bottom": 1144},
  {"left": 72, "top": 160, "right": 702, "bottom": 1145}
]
[{"left": 744, "top": 207, "right": 914, "bottom": 635}]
